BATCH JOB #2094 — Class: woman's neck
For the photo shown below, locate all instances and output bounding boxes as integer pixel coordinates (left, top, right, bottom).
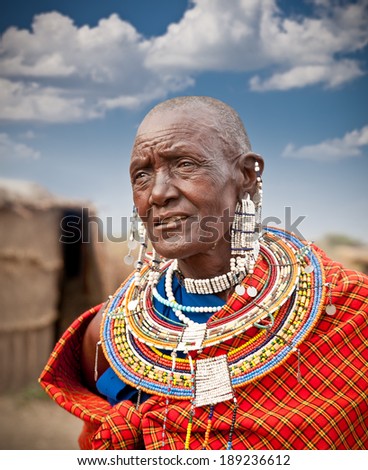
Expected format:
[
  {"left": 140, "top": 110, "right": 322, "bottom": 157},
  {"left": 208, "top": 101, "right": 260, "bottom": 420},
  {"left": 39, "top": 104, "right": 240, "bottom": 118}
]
[{"left": 176, "top": 241, "right": 234, "bottom": 301}]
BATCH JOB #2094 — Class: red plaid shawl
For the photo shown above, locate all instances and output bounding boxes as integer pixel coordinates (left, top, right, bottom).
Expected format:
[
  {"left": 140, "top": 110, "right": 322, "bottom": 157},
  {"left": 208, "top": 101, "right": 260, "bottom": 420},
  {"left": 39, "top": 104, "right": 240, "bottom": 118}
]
[{"left": 39, "top": 245, "right": 368, "bottom": 450}]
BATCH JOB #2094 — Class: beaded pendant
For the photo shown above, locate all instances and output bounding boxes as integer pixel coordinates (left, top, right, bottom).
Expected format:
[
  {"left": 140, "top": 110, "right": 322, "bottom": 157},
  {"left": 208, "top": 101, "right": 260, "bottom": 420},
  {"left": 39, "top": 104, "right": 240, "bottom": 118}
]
[
  {"left": 101, "top": 228, "right": 325, "bottom": 401},
  {"left": 195, "top": 355, "right": 233, "bottom": 407}
]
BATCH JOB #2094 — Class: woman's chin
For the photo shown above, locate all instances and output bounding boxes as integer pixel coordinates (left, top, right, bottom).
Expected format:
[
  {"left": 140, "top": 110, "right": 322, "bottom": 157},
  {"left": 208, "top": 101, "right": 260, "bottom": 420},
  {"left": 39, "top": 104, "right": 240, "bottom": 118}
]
[{"left": 151, "top": 236, "right": 209, "bottom": 261}]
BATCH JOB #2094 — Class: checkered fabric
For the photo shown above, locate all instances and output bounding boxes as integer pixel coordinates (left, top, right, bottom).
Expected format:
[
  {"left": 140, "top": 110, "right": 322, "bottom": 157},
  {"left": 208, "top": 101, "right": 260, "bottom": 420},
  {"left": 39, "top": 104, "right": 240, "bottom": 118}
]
[{"left": 39, "top": 245, "right": 368, "bottom": 450}]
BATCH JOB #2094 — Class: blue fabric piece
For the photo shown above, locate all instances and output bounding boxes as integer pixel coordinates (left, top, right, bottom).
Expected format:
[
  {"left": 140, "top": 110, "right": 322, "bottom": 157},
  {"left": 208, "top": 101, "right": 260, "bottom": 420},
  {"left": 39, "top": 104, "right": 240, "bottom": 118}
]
[
  {"left": 96, "top": 272, "right": 225, "bottom": 405},
  {"left": 97, "top": 366, "right": 137, "bottom": 405}
]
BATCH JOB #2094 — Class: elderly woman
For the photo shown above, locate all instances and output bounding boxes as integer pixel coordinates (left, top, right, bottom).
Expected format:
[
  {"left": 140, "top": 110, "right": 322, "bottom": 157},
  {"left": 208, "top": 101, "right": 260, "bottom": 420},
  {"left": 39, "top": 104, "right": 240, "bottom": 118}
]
[{"left": 40, "top": 96, "right": 368, "bottom": 450}]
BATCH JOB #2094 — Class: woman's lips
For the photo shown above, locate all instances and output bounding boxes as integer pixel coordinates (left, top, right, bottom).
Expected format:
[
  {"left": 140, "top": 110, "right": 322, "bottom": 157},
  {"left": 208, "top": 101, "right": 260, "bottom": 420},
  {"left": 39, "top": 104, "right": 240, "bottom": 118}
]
[{"left": 154, "top": 215, "right": 188, "bottom": 230}]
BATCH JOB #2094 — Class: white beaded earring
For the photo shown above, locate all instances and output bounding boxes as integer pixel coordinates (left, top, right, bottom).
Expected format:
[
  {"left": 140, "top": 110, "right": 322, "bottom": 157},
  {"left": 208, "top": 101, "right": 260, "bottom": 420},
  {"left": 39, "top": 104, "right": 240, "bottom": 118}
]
[
  {"left": 231, "top": 194, "right": 257, "bottom": 296},
  {"left": 134, "top": 220, "right": 148, "bottom": 286},
  {"left": 124, "top": 206, "right": 148, "bottom": 286},
  {"left": 254, "top": 160, "right": 263, "bottom": 235},
  {"left": 124, "top": 206, "right": 139, "bottom": 266}
]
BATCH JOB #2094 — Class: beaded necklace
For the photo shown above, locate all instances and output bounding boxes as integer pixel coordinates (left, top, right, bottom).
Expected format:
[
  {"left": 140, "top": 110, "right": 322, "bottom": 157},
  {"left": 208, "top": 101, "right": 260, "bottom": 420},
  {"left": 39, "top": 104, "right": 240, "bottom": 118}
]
[
  {"left": 100, "top": 228, "right": 326, "bottom": 447},
  {"left": 102, "top": 227, "right": 324, "bottom": 392},
  {"left": 151, "top": 260, "right": 222, "bottom": 327}
]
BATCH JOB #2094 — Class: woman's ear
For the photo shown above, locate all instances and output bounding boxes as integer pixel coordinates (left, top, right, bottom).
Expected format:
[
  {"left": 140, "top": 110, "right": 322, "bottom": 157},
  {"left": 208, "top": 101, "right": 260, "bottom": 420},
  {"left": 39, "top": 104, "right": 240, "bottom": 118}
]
[{"left": 237, "top": 152, "right": 264, "bottom": 198}]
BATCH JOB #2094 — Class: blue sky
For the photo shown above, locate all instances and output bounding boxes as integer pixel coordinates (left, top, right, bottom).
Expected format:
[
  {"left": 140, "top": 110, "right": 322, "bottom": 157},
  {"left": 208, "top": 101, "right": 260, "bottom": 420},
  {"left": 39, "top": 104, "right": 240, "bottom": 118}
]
[{"left": 1, "top": 0, "right": 367, "bottom": 243}]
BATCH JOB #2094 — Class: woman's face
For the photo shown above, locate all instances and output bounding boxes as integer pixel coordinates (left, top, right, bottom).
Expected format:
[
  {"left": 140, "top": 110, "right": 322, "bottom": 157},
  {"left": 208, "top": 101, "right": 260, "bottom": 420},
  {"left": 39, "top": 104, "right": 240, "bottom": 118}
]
[{"left": 129, "top": 106, "right": 244, "bottom": 261}]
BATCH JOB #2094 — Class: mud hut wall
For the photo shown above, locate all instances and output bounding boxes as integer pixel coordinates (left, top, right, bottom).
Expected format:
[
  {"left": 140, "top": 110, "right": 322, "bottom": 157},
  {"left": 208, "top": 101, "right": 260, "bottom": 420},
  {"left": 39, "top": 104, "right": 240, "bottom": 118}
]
[{"left": 0, "top": 207, "right": 63, "bottom": 392}]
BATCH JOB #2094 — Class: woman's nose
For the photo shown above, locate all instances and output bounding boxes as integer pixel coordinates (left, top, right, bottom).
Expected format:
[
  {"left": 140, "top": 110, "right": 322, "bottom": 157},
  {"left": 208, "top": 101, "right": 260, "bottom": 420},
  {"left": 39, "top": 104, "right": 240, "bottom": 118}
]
[{"left": 148, "top": 171, "right": 179, "bottom": 207}]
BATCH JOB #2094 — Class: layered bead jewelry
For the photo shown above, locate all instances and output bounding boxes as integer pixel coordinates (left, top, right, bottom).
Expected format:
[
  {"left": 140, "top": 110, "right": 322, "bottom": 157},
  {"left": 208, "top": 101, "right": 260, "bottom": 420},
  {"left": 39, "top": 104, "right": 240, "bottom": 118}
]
[
  {"left": 102, "top": 164, "right": 330, "bottom": 450},
  {"left": 102, "top": 227, "right": 326, "bottom": 397}
]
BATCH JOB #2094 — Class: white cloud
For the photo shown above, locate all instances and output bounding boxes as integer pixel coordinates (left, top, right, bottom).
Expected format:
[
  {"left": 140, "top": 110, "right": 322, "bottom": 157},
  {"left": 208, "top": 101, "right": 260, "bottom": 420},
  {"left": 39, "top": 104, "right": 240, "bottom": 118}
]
[
  {"left": 146, "top": 0, "right": 268, "bottom": 71},
  {"left": 0, "top": 12, "right": 176, "bottom": 122},
  {"left": 0, "top": 78, "right": 101, "bottom": 122},
  {"left": 0, "top": 1, "right": 367, "bottom": 122},
  {"left": 282, "top": 125, "right": 368, "bottom": 161},
  {"left": 0, "top": 132, "right": 41, "bottom": 159},
  {"left": 249, "top": 60, "right": 364, "bottom": 91},
  {"left": 99, "top": 75, "right": 195, "bottom": 111},
  {"left": 147, "top": 0, "right": 368, "bottom": 90}
]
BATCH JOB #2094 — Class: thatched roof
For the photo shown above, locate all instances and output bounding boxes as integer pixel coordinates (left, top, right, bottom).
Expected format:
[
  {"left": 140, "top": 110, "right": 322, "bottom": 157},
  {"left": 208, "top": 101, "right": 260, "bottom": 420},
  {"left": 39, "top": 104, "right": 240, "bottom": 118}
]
[{"left": 0, "top": 178, "right": 91, "bottom": 212}]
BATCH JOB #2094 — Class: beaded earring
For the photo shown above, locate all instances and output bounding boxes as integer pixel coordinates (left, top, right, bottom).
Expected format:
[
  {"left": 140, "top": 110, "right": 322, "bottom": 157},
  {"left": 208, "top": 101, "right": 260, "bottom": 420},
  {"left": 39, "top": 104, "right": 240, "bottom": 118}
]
[
  {"left": 124, "top": 206, "right": 140, "bottom": 266},
  {"left": 123, "top": 206, "right": 148, "bottom": 286},
  {"left": 231, "top": 194, "right": 257, "bottom": 296},
  {"left": 232, "top": 160, "right": 263, "bottom": 297},
  {"left": 134, "top": 220, "right": 148, "bottom": 286},
  {"left": 254, "top": 160, "right": 263, "bottom": 235}
]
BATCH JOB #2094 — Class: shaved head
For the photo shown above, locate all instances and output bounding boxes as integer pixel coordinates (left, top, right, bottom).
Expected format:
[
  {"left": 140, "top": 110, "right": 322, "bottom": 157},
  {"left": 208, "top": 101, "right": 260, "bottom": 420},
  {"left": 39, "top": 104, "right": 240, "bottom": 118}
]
[{"left": 139, "top": 96, "right": 252, "bottom": 157}]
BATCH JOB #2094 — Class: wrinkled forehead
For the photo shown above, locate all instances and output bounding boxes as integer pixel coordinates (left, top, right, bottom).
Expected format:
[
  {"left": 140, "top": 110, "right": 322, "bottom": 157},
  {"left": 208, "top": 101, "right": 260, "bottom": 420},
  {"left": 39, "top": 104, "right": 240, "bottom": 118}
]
[{"left": 132, "top": 106, "right": 221, "bottom": 149}]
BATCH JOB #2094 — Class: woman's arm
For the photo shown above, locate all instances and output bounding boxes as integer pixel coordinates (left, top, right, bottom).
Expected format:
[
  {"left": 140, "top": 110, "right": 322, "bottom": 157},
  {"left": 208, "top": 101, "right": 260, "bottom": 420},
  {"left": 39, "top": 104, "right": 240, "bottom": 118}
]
[{"left": 81, "top": 304, "right": 110, "bottom": 393}]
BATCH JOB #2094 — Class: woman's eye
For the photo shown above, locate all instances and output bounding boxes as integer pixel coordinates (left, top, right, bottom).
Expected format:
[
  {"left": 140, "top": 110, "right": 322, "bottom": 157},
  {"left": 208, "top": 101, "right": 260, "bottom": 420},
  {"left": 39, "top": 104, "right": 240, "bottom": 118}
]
[
  {"left": 133, "top": 171, "right": 149, "bottom": 182},
  {"left": 178, "top": 160, "right": 195, "bottom": 168}
]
